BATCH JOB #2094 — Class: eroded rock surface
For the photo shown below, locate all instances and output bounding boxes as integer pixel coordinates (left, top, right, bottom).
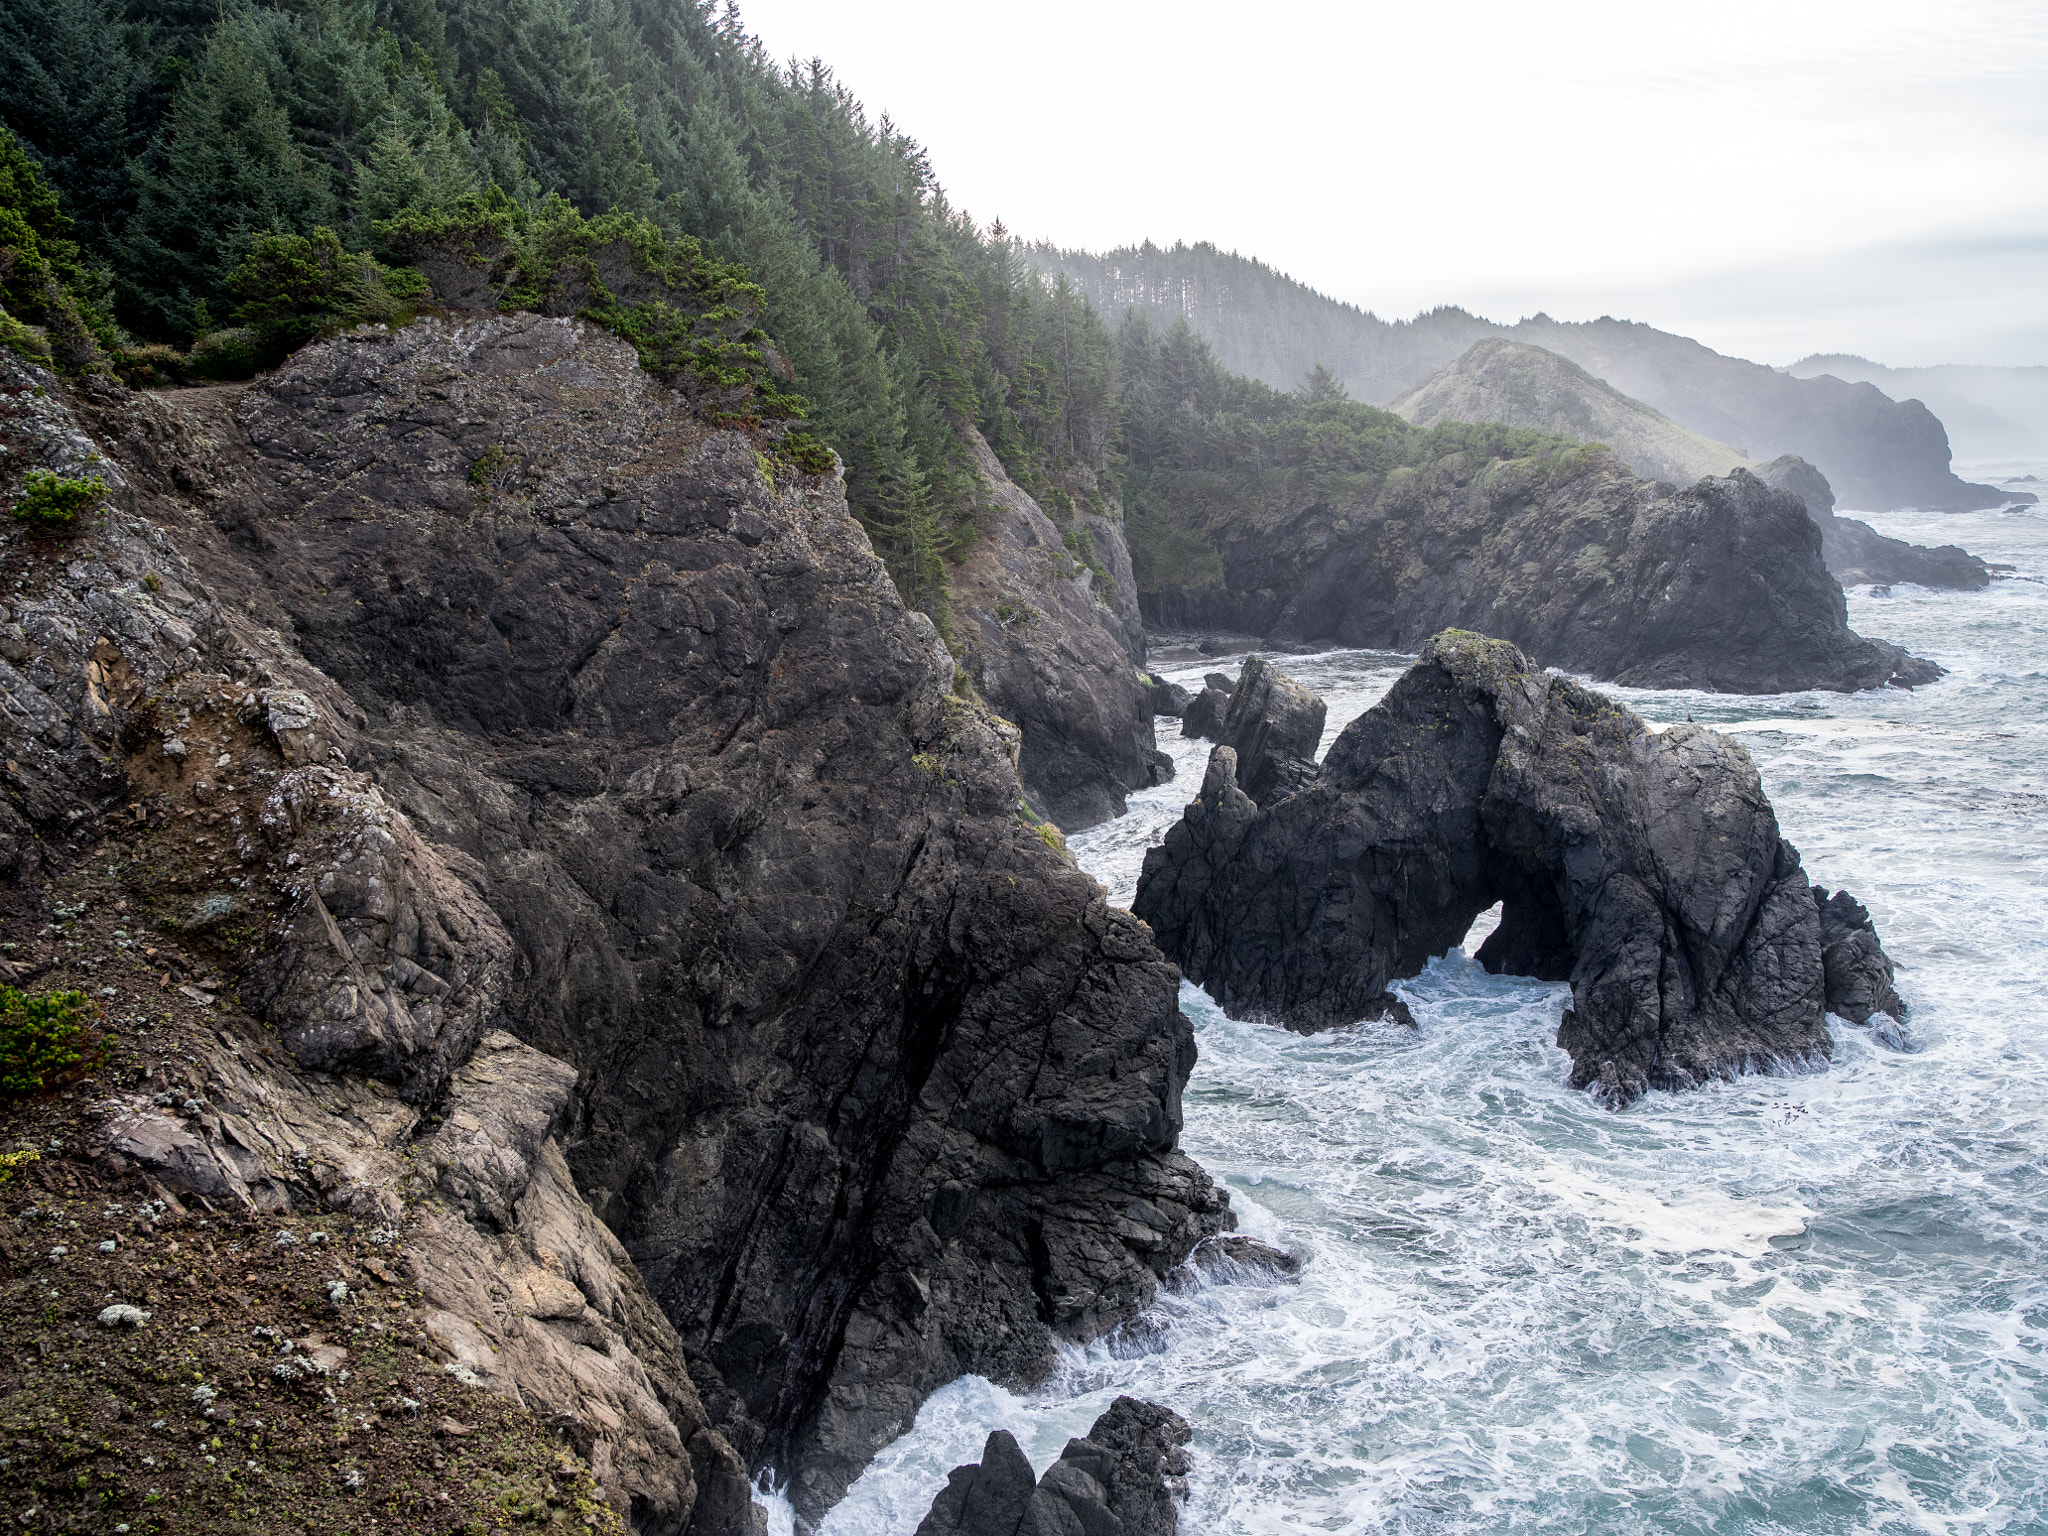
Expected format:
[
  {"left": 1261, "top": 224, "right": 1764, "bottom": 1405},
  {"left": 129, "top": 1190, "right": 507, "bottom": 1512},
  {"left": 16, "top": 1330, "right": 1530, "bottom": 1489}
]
[
  {"left": 948, "top": 426, "right": 1166, "bottom": 828},
  {"left": 2, "top": 321, "right": 1230, "bottom": 1527},
  {"left": 915, "top": 1397, "right": 1191, "bottom": 1536},
  {"left": 1134, "top": 631, "right": 1905, "bottom": 1104},
  {"left": 1756, "top": 455, "right": 1991, "bottom": 591},
  {"left": 1138, "top": 461, "right": 1940, "bottom": 694}
]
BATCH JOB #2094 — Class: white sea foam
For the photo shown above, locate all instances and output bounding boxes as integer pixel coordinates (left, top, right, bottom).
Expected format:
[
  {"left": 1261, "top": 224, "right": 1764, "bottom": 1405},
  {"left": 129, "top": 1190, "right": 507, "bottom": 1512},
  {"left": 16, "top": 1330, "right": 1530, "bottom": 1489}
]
[{"left": 818, "top": 480, "right": 2048, "bottom": 1534}]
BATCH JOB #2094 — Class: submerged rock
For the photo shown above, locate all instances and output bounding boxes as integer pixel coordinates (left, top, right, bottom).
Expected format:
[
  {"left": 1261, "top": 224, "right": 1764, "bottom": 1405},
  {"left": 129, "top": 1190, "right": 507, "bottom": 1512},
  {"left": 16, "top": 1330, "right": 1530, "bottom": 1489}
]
[
  {"left": 1134, "top": 631, "right": 1906, "bottom": 1105},
  {"left": 916, "top": 1397, "right": 1191, "bottom": 1536}
]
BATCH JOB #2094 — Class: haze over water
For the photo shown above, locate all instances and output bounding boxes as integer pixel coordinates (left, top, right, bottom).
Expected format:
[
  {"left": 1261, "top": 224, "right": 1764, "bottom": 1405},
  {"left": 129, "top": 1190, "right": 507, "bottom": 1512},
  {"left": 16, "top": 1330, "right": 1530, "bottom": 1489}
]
[{"left": 795, "top": 482, "right": 2048, "bottom": 1535}]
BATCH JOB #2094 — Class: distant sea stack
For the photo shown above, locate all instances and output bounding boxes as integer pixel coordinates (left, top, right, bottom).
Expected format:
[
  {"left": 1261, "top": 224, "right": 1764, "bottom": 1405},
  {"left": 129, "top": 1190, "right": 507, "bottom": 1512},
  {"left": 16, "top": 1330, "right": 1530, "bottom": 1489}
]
[{"left": 1133, "top": 635, "right": 1908, "bottom": 1106}]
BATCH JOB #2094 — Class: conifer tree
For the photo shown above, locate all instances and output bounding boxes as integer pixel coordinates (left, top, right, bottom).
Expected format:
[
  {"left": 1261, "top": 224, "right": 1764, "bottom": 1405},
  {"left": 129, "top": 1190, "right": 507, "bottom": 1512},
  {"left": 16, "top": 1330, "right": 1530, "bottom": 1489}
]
[{"left": 118, "top": 25, "right": 337, "bottom": 338}]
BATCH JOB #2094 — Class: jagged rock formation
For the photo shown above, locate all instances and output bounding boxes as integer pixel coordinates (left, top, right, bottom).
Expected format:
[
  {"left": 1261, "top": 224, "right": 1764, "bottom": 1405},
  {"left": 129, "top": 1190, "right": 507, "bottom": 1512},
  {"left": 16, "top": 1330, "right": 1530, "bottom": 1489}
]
[
  {"left": 1182, "top": 656, "right": 1324, "bottom": 806},
  {"left": 3, "top": 320, "right": 1230, "bottom": 1527},
  {"left": 948, "top": 427, "right": 1166, "bottom": 828},
  {"left": 1389, "top": 342, "right": 1993, "bottom": 592},
  {"left": 915, "top": 1397, "right": 1191, "bottom": 1536},
  {"left": 1140, "top": 456, "right": 1939, "bottom": 693},
  {"left": 1391, "top": 338, "right": 1758, "bottom": 488},
  {"left": 1133, "top": 632, "right": 1905, "bottom": 1104},
  {"left": 1142, "top": 671, "right": 1191, "bottom": 718},
  {"left": 1755, "top": 456, "right": 1991, "bottom": 590}
]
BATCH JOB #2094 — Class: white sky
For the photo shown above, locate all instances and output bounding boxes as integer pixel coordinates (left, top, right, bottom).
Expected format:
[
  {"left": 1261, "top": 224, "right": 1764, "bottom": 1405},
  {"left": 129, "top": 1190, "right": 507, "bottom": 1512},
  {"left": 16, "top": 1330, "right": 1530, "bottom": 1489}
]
[{"left": 737, "top": 0, "right": 2048, "bottom": 368}]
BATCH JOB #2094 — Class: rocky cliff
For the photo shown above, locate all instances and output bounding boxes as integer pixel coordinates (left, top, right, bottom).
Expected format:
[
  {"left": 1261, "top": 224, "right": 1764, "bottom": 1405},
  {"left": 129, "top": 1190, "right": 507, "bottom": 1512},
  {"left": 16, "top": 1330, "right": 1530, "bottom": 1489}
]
[
  {"left": 1511, "top": 316, "right": 2017, "bottom": 514},
  {"left": 1388, "top": 341, "right": 1993, "bottom": 592},
  {"left": 946, "top": 429, "right": 1165, "bottom": 829},
  {"left": 1139, "top": 454, "right": 1938, "bottom": 693},
  {"left": 1133, "top": 633, "right": 1905, "bottom": 1106},
  {"left": 1753, "top": 456, "right": 1991, "bottom": 590},
  {"left": 0, "top": 318, "right": 1229, "bottom": 1528}
]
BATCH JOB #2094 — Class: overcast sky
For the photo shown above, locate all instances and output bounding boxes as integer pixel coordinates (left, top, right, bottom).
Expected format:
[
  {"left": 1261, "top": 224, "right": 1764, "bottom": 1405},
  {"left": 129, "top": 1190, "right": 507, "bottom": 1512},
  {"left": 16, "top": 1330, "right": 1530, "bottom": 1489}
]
[{"left": 739, "top": 0, "right": 2048, "bottom": 369}]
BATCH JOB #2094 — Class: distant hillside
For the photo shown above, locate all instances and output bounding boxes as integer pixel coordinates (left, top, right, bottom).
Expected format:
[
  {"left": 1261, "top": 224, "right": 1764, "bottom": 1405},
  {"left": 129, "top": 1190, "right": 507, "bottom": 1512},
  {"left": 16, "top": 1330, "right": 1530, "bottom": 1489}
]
[
  {"left": 1788, "top": 355, "right": 2048, "bottom": 462},
  {"left": 1390, "top": 339, "right": 1756, "bottom": 487},
  {"left": 1024, "top": 239, "right": 1496, "bottom": 403},
  {"left": 1028, "top": 242, "right": 2027, "bottom": 513}
]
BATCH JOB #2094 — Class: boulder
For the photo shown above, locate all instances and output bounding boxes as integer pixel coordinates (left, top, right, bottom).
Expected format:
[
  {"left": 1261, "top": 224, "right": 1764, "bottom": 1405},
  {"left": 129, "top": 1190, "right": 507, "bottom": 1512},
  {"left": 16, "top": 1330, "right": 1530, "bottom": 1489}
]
[
  {"left": 916, "top": 1397, "right": 1191, "bottom": 1536},
  {"left": 1134, "top": 631, "right": 1904, "bottom": 1105},
  {"left": 1179, "top": 686, "right": 1230, "bottom": 742},
  {"left": 1142, "top": 672, "right": 1192, "bottom": 718}
]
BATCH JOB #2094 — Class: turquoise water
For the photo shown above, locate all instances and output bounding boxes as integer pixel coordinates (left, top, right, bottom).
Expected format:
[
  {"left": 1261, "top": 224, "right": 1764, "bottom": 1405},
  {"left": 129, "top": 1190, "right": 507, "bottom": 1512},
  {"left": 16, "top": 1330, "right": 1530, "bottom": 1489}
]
[{"left": 795, "top": 488, "right": 2048, "bottom": 1536}]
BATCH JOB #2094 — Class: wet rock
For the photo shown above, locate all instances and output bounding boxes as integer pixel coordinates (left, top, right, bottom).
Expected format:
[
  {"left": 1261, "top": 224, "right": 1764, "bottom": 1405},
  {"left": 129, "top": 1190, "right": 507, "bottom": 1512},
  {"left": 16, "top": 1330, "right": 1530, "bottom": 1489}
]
[
  {"left": 1758, "top": 456, "right": 1991, "bottom": 591},
  {"left": 917, "top": 1397, "right": 1191, "bottom": 1536},
  {"left": 1142, "top": 673, "right": 1191, "bottom": 718},
  {"left": 1814, "top": 887, "right": 1906, "bottom": 1024},
  {"left": 1179, "top": 687, "right": 1229, "bottom": 742},
  {"left": 1214, "top": 657, "right": 1325, "bottom": 807},
  {"left": 1135, "top": 630, "right": 1904, "bottom": 1106}
]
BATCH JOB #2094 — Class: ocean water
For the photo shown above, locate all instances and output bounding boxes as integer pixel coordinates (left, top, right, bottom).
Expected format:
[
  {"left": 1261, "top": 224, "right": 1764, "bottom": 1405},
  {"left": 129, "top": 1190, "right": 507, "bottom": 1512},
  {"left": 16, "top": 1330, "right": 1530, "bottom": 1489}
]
[{"left": 786, "top": 485, "right": 2048, "bottom": 1536}]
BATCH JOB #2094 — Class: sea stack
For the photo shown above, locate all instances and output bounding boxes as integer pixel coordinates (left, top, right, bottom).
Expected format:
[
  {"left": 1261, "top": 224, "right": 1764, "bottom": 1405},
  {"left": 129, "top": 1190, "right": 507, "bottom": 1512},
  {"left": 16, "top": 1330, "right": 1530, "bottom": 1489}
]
[{"left": 1134, "top": 631, "right": 1906, "bottom": 1104}]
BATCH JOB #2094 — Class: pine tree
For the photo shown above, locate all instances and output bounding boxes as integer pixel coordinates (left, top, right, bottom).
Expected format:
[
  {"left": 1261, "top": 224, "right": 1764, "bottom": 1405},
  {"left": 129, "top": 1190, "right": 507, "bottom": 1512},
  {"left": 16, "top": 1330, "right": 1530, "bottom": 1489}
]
[
  {"left": 118, "top": 24, "right": 337, "bottom": 339},
  {"left": 0, "top": 0, "right": 162, "bottom": 257}
]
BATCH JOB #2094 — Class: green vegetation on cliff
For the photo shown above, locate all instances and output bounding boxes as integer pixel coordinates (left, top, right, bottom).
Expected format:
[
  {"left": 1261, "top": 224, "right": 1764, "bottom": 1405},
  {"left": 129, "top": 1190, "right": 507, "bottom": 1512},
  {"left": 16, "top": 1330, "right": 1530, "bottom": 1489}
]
[
  {"left": 0, "top": 0, "right": 1118, "bottom": 615},
  {"left": 1113, "top": 307, "right": 1597, "bottom": 596}
]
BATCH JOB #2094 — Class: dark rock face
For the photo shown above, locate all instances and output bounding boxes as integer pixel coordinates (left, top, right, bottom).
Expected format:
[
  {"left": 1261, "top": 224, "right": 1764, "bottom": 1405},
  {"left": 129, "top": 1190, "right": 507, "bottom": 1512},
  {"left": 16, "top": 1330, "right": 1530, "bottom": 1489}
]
[
  {"left": 949, "top": 427, "right": 1165, "bottom": 829},
  {"left": 1134, "top": 632, "right": 1905, "bottom": 1104},
  {"left": 1815, "top": 888, "right": 1906, "bottom": 1025},
  {"left": 1215, "top": 656, "right": 1325, "bottom": 806},
  {"left": 49, "top": 317, "right": 1229, "bottom": 1523},
  {"left": 916, "top": 1398, "right": 1191, "bottom": 1536},
  {"left": 1180, "top": 686, "right": 1229, "bottom": 741},
  {"left": 1139, "top": 463, "right": 1939, "bottom": 694},
  {"left": 1142, "top": 672, "right": 1192, "bottom": 718},
  {"left": 1757, "top": 456, "right": 1991, "bottom": 591}
]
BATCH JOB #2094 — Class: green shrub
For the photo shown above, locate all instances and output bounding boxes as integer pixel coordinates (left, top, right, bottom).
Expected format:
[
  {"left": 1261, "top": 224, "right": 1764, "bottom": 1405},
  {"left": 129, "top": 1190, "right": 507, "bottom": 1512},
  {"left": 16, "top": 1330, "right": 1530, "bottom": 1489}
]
[
  {"left": 227, "top": 226, "right": 409, "bottom": 364},
  {"left": 11, "top": 469, "right": 107, "bottom": 534},
  {"left": 0, "top": 987, "right": 104, "bottom": 1097},
  {"left": 0, "top": 304, "right": 52, "bottom": 366},
  {"left": 379, "top": 196, "right": 812, "bottom": 430},
  {"left": 187, "top": 327, "right": 261, "bottom": 381},
  {"left": 780, "top": 432, "right": 837, "bottom": 475},
  {"left": 113, "top": 342, "right": 191, "bottom": 389}
]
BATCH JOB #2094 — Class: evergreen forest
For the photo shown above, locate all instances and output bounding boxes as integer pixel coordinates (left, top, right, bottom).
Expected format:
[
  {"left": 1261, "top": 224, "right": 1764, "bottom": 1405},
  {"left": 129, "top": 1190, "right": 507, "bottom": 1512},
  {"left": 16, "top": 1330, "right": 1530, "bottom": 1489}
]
[{"left": 0, "top": 0, "right": 1594, "bottom": 622}]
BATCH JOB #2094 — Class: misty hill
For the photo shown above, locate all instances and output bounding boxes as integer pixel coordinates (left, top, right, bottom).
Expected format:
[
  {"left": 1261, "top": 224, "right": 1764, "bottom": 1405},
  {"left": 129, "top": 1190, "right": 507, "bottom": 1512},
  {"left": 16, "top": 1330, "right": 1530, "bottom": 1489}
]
[
  {"left": 1390, "top": 340, "right": 1994, "bottom": 591},
  {"left": 1389, "top": 338, "right": 1755, "bottom": 487},
  {"left": 1030, "top": 242, "right": 2026, "bottom": 514},
  {"left": 1788, "top": 354, "right": 2048, "bottom": 462},
  {"left": 1025, "top": 239, "right": 1499, "bottom": 403}
]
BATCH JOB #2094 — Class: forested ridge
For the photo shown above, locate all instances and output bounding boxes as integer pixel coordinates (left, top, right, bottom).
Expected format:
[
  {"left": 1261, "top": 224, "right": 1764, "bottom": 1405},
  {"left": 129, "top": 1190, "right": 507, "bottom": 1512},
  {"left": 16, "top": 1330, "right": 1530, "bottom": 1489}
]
[{"left": 0, "top": 0, "right": 1597, "bottom": 623}]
